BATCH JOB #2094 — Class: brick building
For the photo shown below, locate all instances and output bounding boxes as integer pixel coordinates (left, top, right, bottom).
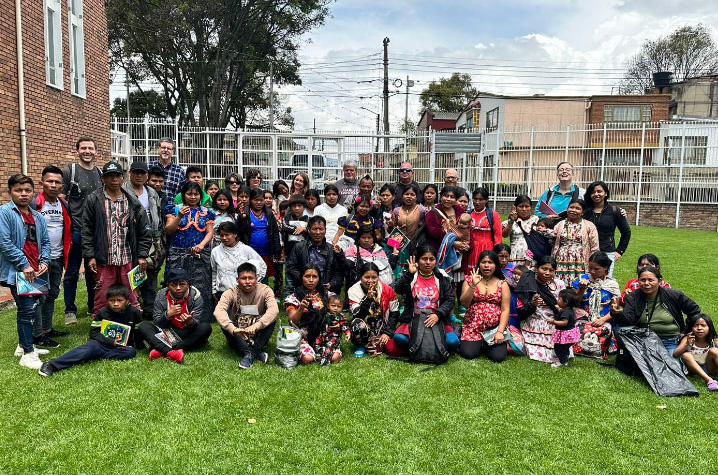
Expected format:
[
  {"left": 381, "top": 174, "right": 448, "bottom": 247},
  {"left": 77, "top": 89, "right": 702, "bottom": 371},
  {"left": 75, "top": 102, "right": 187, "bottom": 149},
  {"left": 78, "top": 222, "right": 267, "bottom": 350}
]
[{"left": 1, "top": 1, "right": 110, "bottom": 198}]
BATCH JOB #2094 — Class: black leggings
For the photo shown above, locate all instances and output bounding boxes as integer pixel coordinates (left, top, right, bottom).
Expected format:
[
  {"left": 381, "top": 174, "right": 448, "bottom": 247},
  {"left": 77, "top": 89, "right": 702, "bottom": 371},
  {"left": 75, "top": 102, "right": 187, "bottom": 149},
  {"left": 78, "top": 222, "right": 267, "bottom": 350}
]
[
  {"left": 138, "top": 321, "right": 212, "bottom": 356},
  {"left": 222, "top": 321, "right": 276, "bottom": 358},
  {"left": 554, "top": 343, "right": 571, "bottom": 364},
  {"left": 459, "top": 339, "right": 507, "bottom": 363}
]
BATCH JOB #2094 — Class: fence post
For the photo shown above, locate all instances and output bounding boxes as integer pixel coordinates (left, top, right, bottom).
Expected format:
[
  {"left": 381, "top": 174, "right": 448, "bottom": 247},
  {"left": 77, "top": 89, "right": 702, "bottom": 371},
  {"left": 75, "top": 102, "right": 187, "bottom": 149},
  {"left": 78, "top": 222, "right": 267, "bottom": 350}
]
[
  {"left": 600, "top": 122, "right": 607, "bottom": 181},
  {"left": 403, "top": 132, "right": 408, "bottom": 163},
  {"left": 635, "top": 123, "right": 646, "bottom": 226},
  {"left": 239, "top": 132, "right": 245, "bottom": 180},
  {"left": 144, "top": 115, "right": 150, "bottom": 163},
  {"left": 429, "top": 130, "right": 436, "bottom": 185},
  {"left": 308, "top": 134, "right": 315, "bottom": 185},
  {"left": 271, "top": 134, "right": 278, "bottom": 183},
  {"left": 205, "top": 130, "right": 211, "bottom": 180},
  {"left": 174, "top": 118, "right": 179, "bottom": 160},
  {"left": 236, "top": 132, "right": 243, "bottom": 177},
  {"left": 675, "top": 121, "right": 687, "bottom": 228},
  {"left": 492, "top": 152, "right": 499, "bottom": 209},
  {"left": 461, "top": 151, "right": 468, "bottom": 192},
  {"left": 527, "top": 126, "right": 535, "bottom": 197}
]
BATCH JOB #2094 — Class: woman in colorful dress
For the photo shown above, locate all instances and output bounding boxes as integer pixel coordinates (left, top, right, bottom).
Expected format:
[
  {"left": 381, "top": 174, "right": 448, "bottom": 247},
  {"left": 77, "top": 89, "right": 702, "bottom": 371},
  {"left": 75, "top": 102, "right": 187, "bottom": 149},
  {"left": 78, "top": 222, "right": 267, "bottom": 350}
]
[
  {"left": 551, "top": 198, "right": 599, "bottom": 287},
  {"left": 515, "top": 255, "right": 566, "bottom": 364},
  {"left": 459, "top": 250, "right": 511, "bottom": 362},
  {"left": 467, "top": 187, "right": 502, "bottom": 269},
  {"left": 619, "top": 253, "right": 671, "bottom": 306},
  {"left": 285, "top": 263, "right": 335, "bottom": 365},
  {"left": 164, "top": 181, "right": 216, "bottom": 320},
  {"left": 347, "top": 262, "right": 400, "bottom": 358},
  {"left": 387, "top": 183, "right": 427, "bottom": 280},
  {"left": 571, "top": 251, "right": 621, "bottom": 359},
  {"left": 502, "top": 195, "right": 540, "bottom": 268}
]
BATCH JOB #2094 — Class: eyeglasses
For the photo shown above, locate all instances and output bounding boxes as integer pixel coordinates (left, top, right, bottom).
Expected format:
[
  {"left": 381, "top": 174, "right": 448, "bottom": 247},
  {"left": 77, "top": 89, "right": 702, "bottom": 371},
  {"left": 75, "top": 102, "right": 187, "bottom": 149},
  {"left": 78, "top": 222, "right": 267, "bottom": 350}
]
[
  {"left": 399, "top": 168, "right": 412, "bottom": 173},
  {"left": 557, "top": 168, "right": 573, "bottom": 173},
  {"left": 226, "top": 181, "right": 239, "bottom": 185}
]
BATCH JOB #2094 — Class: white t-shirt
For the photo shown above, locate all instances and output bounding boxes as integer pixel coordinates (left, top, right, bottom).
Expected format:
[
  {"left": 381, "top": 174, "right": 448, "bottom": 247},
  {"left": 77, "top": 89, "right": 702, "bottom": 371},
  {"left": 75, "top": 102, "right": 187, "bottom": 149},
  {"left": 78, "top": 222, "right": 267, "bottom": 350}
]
[
  {"left": 40, "top": 200, "right": 64, "bottom": 259},
  {"left": 314, "top": 203, "right": 348, "bottom": 243},
  {"left": 136, "top": 187, "right": 150, "bottom": 218}
]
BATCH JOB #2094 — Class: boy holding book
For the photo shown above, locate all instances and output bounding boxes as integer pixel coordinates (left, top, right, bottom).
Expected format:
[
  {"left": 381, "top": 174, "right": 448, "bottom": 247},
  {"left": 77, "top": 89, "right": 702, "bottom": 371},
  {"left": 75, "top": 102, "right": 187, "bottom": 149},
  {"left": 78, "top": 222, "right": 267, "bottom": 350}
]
[
  {"left": 0, "top": 174, "right": 51, "bottom": 370},
  {"left": 38, "top": 284, "right": 142, "bottom": 376}
]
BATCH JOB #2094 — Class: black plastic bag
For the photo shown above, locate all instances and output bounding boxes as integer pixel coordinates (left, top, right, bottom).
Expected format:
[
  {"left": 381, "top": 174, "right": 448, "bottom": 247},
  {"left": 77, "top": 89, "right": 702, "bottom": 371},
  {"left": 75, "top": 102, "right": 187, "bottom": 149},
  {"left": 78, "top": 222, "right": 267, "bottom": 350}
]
[
  {"left": 615, "top": 327, "right": 698, "bottom": 397},
  {"left": 408, "top": 309, "right": 449, "bottom": 365}
]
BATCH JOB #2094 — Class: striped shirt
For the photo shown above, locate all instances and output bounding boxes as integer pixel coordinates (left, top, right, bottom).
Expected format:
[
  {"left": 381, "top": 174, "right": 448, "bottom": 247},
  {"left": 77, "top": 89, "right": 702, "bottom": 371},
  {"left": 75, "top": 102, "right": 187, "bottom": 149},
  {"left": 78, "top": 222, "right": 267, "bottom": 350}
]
[{"left": 104, "top": 191, "right": 132, "bottom": 266}]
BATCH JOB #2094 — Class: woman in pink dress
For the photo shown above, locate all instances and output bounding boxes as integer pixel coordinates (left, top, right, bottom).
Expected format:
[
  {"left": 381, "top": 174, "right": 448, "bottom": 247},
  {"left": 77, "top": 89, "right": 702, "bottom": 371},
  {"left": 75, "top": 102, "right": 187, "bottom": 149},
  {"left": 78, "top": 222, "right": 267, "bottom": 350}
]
[
  {"left": 459, "top": 250, "right": 511, "bottom": 362},
  {"left": 467, "top": 188, "right": 502, "bottom": 269}
]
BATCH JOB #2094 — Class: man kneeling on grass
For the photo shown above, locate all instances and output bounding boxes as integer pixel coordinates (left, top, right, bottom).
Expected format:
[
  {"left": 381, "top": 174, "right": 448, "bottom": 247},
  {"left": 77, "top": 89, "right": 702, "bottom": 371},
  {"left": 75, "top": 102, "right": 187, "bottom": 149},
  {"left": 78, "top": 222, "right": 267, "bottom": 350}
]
[
  {"left": 137, "top": 269, "right": 212, "bottom": 364},
  {"left": 39, "top": 284, "right": 142, "bottom": 376},
  {"left": 214, "top": 262, "right": 278, "bottom": 369}
]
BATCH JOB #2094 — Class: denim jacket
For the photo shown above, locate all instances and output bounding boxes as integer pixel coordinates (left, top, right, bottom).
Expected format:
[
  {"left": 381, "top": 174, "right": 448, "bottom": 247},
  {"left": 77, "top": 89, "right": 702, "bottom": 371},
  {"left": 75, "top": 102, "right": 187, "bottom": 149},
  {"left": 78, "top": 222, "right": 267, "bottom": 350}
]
[{"left": 0, "top": 201, "right": 51, "bottom": 285}]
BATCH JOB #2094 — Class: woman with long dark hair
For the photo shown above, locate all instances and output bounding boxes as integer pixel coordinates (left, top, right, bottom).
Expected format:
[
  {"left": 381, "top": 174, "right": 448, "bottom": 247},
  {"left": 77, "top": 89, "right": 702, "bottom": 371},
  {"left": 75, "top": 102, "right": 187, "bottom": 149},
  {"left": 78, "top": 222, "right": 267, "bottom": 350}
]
[
  {"left": 242, "top": 188, "right": 282, "bottom": 294},
  {"left": 467, "top": 188, "right": 502, "bottom": 269},
  {"left": 285, "top": 263, "right": 334, "bottom": 365},
  {"left": 583, "top": 180, "right": 631, "bottom": 276},
  {"left": 515, "top": 255, "right": 566, "bottom": 364},
  {"left": 502, "top": 195, "right": 541, "bottom": 268},
  {"left": 459, "top": 250, "right": 511, "bottom": 362},
  {"left": 210, "top": 189, "right": 237, "bottom": 248},
  {"left": 164, "top": 181, "right": 215, "bottom": 320}
]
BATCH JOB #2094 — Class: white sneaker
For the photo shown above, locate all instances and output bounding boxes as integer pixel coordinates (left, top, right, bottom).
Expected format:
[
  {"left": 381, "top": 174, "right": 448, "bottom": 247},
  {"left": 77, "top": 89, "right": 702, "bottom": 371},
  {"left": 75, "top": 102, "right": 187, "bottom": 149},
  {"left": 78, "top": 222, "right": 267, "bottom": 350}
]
[
  {"left": 19, "top": 351, "right": 44, "bottom": 370},
  {"left": 14, "top": 345, "right": 50, "bottom": 357},
  {"left": 65, "top": 312, "right": 77, "bottom": 325}
]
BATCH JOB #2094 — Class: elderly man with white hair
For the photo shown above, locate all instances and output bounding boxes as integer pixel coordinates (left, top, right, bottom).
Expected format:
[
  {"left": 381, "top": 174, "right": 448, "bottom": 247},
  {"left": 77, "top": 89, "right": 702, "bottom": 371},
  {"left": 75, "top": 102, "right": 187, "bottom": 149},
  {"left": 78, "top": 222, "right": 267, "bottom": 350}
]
[{"left": 334, "top": 160, "right": 360, "bottom": 206}]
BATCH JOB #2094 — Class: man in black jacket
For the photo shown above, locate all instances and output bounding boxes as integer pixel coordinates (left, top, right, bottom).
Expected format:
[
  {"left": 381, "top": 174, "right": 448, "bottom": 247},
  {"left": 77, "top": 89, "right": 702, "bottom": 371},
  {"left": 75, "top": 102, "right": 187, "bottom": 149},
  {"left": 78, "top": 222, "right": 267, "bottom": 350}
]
[
  {"left": 81, "top": 162, "right": 152, "bottom": 317},
  {"left": 285, "top": 216, "right": 346, "bottom": 296}
]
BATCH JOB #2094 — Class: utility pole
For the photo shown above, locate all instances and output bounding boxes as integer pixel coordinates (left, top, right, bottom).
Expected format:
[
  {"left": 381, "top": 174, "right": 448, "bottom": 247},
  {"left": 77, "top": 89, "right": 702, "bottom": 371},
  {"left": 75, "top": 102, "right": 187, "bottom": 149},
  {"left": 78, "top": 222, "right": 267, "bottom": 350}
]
[
  {"left": 382, "top": 37, "right": 390, "bottom": 152},
  {"left": 269, "top": 61, "right": 274, "bottom": 131}
]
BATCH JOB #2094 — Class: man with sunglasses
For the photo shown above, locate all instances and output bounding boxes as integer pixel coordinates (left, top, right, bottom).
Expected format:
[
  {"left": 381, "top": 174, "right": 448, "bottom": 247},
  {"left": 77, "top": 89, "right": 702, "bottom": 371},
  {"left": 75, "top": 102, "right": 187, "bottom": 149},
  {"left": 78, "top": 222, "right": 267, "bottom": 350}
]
[{"left": 393, "top": 162, "right": 423, "bottom": 208}]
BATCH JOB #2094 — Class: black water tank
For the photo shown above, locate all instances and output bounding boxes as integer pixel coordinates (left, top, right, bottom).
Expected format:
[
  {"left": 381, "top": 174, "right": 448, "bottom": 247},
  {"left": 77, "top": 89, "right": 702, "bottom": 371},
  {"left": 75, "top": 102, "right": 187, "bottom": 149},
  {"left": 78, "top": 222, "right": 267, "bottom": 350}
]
[{"left": 653, "top": 71, "right": 673, "bottom": 88}]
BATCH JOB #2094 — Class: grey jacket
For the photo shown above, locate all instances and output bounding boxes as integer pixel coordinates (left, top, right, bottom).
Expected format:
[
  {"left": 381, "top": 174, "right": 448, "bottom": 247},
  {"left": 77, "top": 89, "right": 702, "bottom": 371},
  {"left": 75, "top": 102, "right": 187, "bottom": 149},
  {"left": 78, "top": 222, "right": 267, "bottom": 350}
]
[
  {"left": 122, "top": 183, "right": 163, "bottom": 238},
  {"left": 152, "top": 286, "right": 204, "bottom": 329}
]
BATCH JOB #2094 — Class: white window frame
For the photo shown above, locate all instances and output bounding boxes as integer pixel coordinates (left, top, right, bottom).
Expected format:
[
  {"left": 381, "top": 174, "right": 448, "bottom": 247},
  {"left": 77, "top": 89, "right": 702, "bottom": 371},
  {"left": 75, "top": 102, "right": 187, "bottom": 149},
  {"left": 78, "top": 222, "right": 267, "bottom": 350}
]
[
  {"left": 44, "top": 0, "right": 63, "bottom": 90},
  {"left": 68, "top": 0, "right": 86, "bottom": 98}
]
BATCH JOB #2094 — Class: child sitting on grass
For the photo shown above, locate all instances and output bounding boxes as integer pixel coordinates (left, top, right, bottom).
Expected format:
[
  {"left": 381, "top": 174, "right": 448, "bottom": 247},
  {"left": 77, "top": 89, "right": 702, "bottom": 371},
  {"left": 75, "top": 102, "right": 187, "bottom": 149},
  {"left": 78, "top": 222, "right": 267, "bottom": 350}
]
[
  {"left": 38, "top": 284, "right": 143, "bottom": 377},
  {"left": 547, "top": 288, "right": 582, "bottom": 368},
  {"left": 674, "top": 314, "right": 718, "bottom": 392},
  {"left": 314, "top": 295, "right": 351, "bottom": 366}
]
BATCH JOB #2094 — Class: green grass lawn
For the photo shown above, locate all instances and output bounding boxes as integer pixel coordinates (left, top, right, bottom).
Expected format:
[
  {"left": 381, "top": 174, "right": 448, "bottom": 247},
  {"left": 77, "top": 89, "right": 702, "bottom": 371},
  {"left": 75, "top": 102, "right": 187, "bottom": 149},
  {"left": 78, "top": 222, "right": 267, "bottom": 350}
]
[{"left": 2, "top": 225, "right": 717, "bottom": 474}]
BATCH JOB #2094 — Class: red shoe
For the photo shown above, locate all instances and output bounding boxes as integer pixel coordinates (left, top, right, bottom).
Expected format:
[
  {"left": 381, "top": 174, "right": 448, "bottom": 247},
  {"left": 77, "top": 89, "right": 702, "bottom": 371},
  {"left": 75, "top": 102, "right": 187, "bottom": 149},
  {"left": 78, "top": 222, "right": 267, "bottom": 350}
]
[
  {"left": 167, "top": 349, "right": 184, "bottom": 364},
  {"left": 149, "top": 349, "right": 163, "bottom": 360}
]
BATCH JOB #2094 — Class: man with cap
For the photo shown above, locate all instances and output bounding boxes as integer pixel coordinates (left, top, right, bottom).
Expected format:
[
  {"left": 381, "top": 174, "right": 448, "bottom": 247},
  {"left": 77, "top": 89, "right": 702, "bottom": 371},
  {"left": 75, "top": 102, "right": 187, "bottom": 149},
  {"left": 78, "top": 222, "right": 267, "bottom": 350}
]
[
  {"left": 214, "top": 261, "right": 279, "bottom": 369},
  {"left": 81, "top": 161, "right": 152, "bottom": 316},
  {"left": 137, "top": 268, "right": 212, "bottom": 364},
  {"left": 123, "top": 161, "right": 164, "bottom": 319}
]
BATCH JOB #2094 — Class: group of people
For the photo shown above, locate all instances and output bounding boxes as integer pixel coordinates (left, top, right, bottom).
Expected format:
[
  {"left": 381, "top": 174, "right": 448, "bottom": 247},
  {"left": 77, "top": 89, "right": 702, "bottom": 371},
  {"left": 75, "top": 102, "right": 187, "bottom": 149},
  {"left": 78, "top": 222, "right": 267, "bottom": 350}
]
[{"left": 2, "top": 140, "right": 716, "bottom": 391}]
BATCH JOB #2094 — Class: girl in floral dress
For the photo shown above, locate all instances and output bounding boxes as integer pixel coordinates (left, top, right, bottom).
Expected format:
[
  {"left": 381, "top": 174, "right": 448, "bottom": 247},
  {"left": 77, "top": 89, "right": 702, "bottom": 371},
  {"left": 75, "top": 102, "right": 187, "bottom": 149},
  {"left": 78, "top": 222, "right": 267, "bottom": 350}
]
[
  {"left": 459, "top": 250, "right": 511, "bottom": 362},
  {"left": 502, "top": 195, "right": 540, "bottom": 268},
  {"left": 551, "top": 199, "right": 599, "bottom": 287}
]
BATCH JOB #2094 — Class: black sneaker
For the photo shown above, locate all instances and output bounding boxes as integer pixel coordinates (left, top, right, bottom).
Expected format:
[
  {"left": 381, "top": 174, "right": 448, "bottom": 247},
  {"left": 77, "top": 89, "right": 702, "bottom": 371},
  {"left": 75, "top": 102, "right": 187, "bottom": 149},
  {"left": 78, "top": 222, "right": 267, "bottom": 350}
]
[
  {"left": 257, "top": 352, "right": 269, "bottom": 364},
  {"left": 238, "top": 353, "right": 256, "bottom": 370},
  {"left": 38, "top": 362, "right": 56, "bottom": 377},
  {"left": 33, "top": 336, "right": 60, "bottom": 349},
  {"left": 46, "top": 329, "right": 69, "bottom": 338}
]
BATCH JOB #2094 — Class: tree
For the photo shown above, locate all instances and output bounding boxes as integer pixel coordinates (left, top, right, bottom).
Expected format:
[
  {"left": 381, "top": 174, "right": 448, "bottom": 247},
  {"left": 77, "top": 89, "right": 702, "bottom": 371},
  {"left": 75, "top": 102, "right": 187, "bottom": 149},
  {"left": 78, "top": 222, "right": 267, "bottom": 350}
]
[
  {"left": 107, "top": 0, "right": 330, "bottom": 128},
  {"left": 620, "top": 24, "right": 718, "bottom": 94},
  {"left": 419, "top": 73, "right": 478, "bottom": 113},
  {"left": 111, "top": 89, "right": 172, "bottom": 119}
]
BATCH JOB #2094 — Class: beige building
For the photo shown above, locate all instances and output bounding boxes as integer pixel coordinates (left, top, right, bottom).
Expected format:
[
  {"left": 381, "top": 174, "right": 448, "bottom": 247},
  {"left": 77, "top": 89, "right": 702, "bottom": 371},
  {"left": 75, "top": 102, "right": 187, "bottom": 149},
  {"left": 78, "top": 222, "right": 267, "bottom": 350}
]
[{"left": 670, "top": 75, "right": 718, "bottom": 119}]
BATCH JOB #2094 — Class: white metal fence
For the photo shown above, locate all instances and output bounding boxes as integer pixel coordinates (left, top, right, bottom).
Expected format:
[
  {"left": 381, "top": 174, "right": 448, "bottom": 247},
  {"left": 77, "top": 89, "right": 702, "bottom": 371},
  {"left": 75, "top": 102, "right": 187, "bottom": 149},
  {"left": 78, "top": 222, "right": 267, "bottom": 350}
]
[{"left": 111, "top": 118, "right": 718, "bottom": 228}]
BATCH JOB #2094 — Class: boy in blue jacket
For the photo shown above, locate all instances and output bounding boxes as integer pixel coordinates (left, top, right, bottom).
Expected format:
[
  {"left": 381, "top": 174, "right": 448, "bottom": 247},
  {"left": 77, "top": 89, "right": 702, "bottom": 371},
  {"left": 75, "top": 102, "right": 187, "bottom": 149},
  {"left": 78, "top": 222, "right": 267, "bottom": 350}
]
[{"left": 39, "top": 284, "right": 143, "bottom": 377}]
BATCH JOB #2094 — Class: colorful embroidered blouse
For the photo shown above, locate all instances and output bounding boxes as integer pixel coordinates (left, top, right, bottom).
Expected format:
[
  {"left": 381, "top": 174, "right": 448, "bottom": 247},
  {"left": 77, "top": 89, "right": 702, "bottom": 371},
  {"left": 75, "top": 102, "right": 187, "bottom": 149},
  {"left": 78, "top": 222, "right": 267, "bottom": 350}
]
[{"left": 165, "top": 205, "right": 216, "bottom": 249}]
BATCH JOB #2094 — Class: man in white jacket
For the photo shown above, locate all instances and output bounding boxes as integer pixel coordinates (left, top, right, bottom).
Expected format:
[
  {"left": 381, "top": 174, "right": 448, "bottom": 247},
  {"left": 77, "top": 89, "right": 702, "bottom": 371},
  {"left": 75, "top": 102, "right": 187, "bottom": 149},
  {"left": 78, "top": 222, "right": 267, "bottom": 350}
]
[{"left": 210, "top": 221, "right": 265, "bottom": 303}]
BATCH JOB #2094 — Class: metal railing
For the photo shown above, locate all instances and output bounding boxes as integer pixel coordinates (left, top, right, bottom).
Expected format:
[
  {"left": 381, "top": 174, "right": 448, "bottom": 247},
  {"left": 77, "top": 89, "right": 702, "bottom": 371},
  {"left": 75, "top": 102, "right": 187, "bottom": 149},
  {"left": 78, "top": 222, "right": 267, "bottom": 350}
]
[{"left": 111, "top": 117, "right": 718, "bottom": 228}]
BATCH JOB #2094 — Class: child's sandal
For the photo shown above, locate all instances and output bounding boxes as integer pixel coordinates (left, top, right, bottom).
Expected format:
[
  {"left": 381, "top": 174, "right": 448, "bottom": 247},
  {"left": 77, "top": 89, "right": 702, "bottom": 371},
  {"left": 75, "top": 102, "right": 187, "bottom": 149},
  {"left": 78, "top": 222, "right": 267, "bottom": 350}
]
[{"left": 707, "top": 380, "right": 718, "bottom": 392}]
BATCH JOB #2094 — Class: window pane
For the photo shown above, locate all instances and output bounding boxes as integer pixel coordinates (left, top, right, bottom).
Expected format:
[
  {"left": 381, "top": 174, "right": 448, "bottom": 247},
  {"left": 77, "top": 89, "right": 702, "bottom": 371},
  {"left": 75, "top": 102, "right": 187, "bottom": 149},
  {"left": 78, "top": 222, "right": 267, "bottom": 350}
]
[
  {"left": 613, "top": 106, "right": 641, "bottom": 122},
  {"left": 47, "top": 7, "right": 55, "bottom": 83}
]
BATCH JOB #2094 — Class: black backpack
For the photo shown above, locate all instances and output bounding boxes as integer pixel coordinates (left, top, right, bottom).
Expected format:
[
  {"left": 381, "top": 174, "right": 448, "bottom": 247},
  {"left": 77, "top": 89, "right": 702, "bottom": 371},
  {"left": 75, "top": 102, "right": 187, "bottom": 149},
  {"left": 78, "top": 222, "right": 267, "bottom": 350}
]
[{"left": 408, "top": 309, "right": 449, "bottom": 365}]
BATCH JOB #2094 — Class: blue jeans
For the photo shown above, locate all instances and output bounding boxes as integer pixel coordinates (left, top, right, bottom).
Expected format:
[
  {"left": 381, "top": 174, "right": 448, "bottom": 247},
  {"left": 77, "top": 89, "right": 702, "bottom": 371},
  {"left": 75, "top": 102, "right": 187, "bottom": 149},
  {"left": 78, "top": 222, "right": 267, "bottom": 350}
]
[
  {"left": 606, "top": 252, "right": 616, "bottom": 278},
  {"left": 63, "top": 231, "right": 95, "bottom": 314},
  {"left": 34, "top": 258, "right": 63, "bottom": 337},
  {"left": 10, "top": 285, "right": 39, "bottom": 352},
  {"left": 659, "top": 335, "right": 680, "bottom": 355}
]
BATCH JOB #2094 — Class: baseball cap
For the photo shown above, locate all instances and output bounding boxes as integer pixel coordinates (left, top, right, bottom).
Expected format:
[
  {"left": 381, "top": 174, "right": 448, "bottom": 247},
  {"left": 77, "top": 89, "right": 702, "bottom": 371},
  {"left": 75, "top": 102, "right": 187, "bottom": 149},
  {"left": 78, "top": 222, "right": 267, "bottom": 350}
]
[
  {"left": 130, "top": 161, "right": 149, "bottom": 173},
  {"left": 102, "top": 161, "right": 125, "bottom": 176}
]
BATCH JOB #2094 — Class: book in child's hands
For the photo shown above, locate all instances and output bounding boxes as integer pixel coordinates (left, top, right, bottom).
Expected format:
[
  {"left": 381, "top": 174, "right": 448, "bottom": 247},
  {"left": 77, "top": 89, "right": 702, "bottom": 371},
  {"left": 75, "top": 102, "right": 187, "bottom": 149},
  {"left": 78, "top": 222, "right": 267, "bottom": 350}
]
[
  {"left": 155, "top": 328, "right": 181, "bottom": 348},
  {"left": 16, "top": 274, "right": 49, "bottom": 295},
  {"left": 387, "top": 227, "right": 409, "bottom": 252},
  {"left": 127, "top": 265, "right": 147, "bottom": 290},
  {"left": 100, "top": 320, "right": 131, "bottom": 346}
]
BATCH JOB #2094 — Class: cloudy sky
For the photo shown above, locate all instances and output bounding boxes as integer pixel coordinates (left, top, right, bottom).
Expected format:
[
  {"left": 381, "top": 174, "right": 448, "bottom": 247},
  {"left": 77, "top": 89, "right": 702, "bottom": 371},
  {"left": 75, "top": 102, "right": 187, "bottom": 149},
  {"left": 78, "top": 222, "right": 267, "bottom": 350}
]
[{"left": 279, "top": 0, "right": 718, "bottom": 131}]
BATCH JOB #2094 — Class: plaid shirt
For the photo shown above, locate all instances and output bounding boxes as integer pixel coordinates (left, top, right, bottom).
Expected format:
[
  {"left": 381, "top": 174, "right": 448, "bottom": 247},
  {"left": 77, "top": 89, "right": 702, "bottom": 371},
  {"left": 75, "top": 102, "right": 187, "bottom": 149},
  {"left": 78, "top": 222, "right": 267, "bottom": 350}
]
[
  {"left": 149, "top": 160, "right": 185, "bottom": 198},
  {"left": 104, "top": 191, "right": 132, "bottom": 266}
]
